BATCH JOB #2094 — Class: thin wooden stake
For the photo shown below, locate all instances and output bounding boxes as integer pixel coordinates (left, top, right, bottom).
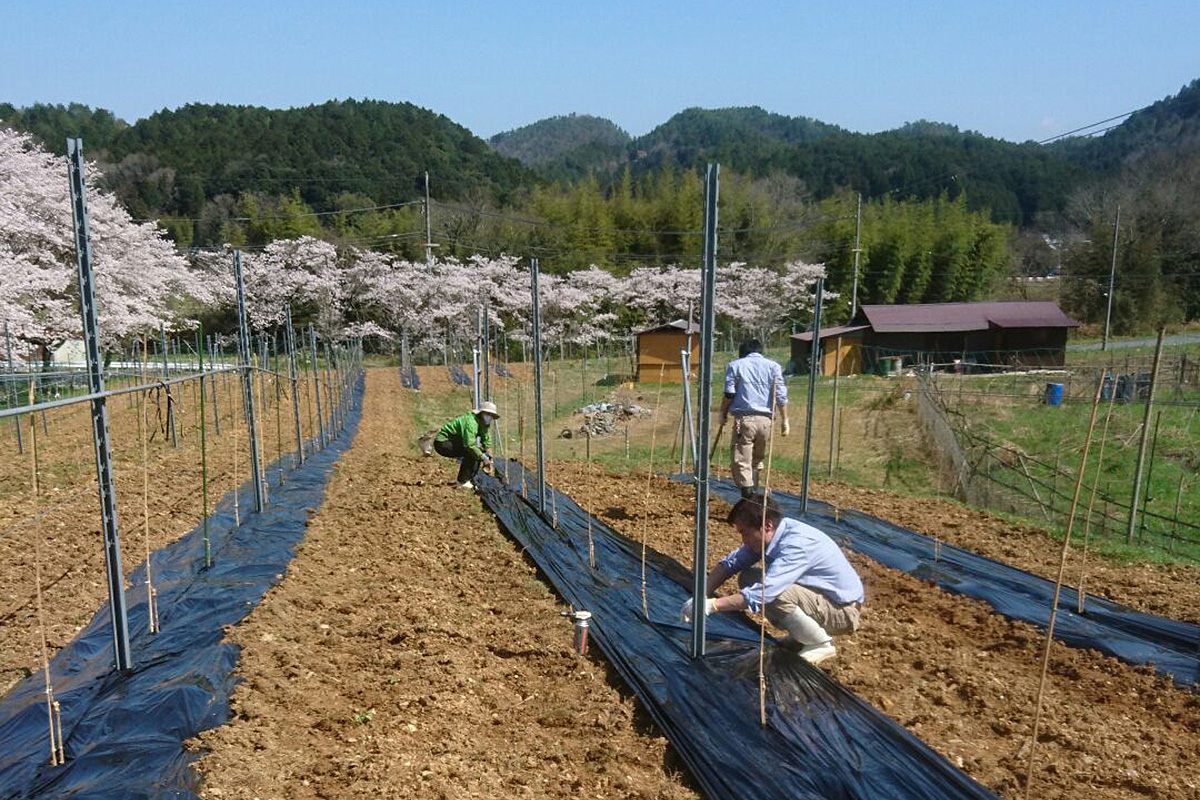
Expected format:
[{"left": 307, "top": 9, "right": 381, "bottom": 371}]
[
  {"left": 1025, "top": 370, "right": 1107, "bottom": 800},
  {"left": 641, "top": 364, "right": 667, "bottom": 619},
  {"left": 1077, "top": 378, "right": 1117, "bottom": 613},
  {"left": 139, "top": 334, "right": 159, "bottom": 633},
  {"left": 586, "top": 430, "right": 596, "bottom": 568},
  {"left": 758, "top": 392, "right": 780, "bottom": 727},
  {"left": 28, "top": 380, "right": 63, "bottom": 765}
]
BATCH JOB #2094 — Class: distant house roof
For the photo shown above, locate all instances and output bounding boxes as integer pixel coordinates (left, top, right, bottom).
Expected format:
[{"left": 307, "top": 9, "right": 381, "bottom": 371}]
[
  {"left": 859, "top": 302, "right": 1079, "bottom": 333},
  {"left": 636, "top": 319, "right": 701, "bottom": 336},
  {"left": 791, "top": 324, "right": 870, "bottom": 343}
]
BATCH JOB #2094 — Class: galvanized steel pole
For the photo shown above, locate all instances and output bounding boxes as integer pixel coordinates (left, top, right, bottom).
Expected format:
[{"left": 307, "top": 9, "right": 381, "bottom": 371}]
[
  {"left": 692, "top": 162, "right": 719, "bottom": 659},
  {"left": 5, "top": 322, "right": 22, "bottom": 453},
  {"left": 285, "top": 306, "right": 304, "bottom": 465},
  {"left": 800, "top": 278, "right": 825, "bottom": 512},
  {"left": 309, "top": 326, "right": 325, "bottom": 447},
  {"left": 160, "top": 322, "right": 177, "bottom": 447},
  {"left": 208, "top": 334, "right": 221, "bottom": 435},
  {"left": 233, "top": 250, "right": 265, "bottom": 512},
  {"left": 531, "top": 257, "right": 547, "bottom": 516},
  {"left": 67, "top": 138, "right": 132, "bottom": 672}
]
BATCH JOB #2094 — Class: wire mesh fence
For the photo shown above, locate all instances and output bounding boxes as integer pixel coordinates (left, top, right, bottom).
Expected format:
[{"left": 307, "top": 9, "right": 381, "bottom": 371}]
[{"left": 915, "top": 368, "right": 1199, "bottom": 562}]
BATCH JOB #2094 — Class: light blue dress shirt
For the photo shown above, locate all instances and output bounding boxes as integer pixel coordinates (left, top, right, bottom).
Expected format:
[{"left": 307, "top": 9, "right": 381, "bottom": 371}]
[
  {"left": 720, "top": 517, "right": 865, "bottom": 612},
  {"left": 724, "top": 353, "right": 787, "bottom": 416}
]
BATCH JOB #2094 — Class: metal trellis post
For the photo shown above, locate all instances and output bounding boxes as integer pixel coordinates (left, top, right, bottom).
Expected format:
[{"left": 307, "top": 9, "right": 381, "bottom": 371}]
[
  {"left": 285, "top": 306, "right": 304, "bottom": 465},
  {"left": 309, "top": 326, "right": 325, "bottom": 448},
  {"left": 233, "top": 250, "right": 265, "bottom": 512},
  {"left": 5, "top": 322, "right": 22, "bottom": 453},
  {"left": 692, "top": 162, "right": 719, "bottom": 659},
  {"left": 531, "top": 257, "right": 547, "bottom": 516},
  {"left": 67, "top": 138, "right": 132, "bottom": 672},
  {"left": 208, "top": 334, "right": 221, "bottom": 435},
  {"left": 160, "top": 322, "right": 177, "bottom": 447}
]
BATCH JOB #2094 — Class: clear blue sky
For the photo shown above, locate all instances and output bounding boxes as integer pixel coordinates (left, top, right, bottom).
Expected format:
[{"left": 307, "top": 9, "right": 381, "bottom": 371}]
[{"left": 2, "top": 1, "right": 1197, "bottom": 143}]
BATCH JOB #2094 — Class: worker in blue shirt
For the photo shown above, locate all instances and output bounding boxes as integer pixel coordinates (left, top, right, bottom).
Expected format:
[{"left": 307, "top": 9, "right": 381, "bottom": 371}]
[
  {"left": 681, "top": 494, "right": 864, "bottom": 665},
  {"left": 719, "top": 339, "right": 789, "bottom": 498}
]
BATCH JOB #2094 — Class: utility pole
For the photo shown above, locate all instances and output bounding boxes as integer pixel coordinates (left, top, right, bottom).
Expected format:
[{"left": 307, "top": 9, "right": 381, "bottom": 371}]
[
  {"left": 1102, "top": 205, "right": 1120, "bottom": 352},
  {"left": 423, "top": 171, "right": 436, "bottom": 267},
  {"left": 850, "top": 193, "right": 863, "bottom": 319}
]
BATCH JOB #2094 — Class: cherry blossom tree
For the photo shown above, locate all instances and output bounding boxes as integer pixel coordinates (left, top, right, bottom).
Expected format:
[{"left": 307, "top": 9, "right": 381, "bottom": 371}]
[{"left": 0, "top": 128, "right": 212, "bottom": 360}]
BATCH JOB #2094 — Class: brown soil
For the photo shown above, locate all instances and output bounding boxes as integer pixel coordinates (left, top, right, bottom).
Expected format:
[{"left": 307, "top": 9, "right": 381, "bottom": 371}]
[
  {"left": 0, "top": 369, "right": 322, "bottom": 694},
  {"left": 190, "top": 370, "right": 699, "bottom": 800},
  {"left": 794, "top": 477, "right": 1200, "bottom": 624},
  {"left": 547, "top": 462, "right": 1200, "bottom": 800}
]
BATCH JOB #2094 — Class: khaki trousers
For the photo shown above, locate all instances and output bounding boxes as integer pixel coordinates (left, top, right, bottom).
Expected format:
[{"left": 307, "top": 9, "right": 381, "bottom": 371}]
[
  {"left": 738, "top": 569, "right": 861, "bottom": 636},
  {"left": 730, "top": 414, "right": 773, "bottom": 489}
]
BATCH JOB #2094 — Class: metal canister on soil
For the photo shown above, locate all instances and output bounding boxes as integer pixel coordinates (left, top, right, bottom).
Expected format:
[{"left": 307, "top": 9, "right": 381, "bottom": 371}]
[{"left": 572, "top": 611, "right": 592, "bottom": 655}]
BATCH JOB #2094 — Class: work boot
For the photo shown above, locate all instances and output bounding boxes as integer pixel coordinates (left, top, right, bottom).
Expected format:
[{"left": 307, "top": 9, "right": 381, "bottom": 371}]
[
  {"left": 778, "top": 609, "right": 836, "bottom": 665},
  {"left": 458, "top": 480, "right": 474, "bottom": 490}
]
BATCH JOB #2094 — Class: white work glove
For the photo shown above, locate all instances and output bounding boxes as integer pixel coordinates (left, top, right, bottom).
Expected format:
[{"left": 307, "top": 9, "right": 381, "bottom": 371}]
[
  {"left": 679, "top": 597, "right": 718, "bottom": 623},
  {"left": 781, "top": 418, "right": 791, "bottom": 437},
  {"left": 482, "top": 455, "right": 494, "bottom": 471}
]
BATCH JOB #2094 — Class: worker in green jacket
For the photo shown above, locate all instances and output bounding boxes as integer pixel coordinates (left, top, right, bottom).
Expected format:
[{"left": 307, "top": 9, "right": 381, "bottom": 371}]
[{"left": 433, "top": 401, "right": 500, "bottom": 489}]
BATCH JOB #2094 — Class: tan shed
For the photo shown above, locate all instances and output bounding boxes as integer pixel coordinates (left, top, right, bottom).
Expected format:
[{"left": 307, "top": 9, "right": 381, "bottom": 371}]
[
  {"left": 791, "top": 325, "right": 868, "bottom": 377},
  {"left": 635, "top": 320, "right": 700, "bottom": 383}
]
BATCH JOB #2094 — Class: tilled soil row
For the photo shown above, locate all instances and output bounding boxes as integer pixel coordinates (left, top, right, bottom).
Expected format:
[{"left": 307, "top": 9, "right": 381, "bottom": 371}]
[
  {"left": 191, "top": 370, "right": 699, "bottom": 800},
  {"left": 546, "top": 461, "right": 1200, "bottom": 800}
]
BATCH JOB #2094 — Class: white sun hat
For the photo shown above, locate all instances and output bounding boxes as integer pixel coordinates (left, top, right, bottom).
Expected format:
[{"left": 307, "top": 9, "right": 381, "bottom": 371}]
[{"left": 475, "top": 400, "right": 500, "bottom": 418}]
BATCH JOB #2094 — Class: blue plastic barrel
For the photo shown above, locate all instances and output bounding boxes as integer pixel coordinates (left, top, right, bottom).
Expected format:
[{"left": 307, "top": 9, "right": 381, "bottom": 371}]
[{"left": 1044, "top": 383, "right": 1064, "bottom": 406}]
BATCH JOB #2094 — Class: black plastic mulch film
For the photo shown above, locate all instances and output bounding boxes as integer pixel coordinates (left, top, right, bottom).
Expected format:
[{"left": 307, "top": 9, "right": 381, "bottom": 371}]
[
  {"left": 0, "top": 376, "right": 365, "bottom": 800},
  {"left": 480, "top": 461, "right": 1002, "bottom": 800},
  {"left": 684, "top": 478, "right": 1198, "bottom": 688}
]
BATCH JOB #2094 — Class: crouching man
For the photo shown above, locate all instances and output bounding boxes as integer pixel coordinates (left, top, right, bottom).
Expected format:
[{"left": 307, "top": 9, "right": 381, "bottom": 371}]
[{"left": 681, "top": 494, "right": 863, "bottom": 665}]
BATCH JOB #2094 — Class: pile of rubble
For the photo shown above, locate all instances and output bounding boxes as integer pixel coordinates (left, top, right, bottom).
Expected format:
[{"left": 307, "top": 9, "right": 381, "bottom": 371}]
[{"left": 564, "top": 400, "right": 651, "bottom": 438}]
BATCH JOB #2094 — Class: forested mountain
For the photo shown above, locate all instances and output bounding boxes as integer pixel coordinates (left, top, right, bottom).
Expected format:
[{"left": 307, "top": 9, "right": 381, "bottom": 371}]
[
  {"left": 489, "top": 113, "right": 630, "bottom": 168},
  {"left": 1053, "top": 79, "right": 1200, "bottom": 172},
  {"left": 631, "top": 106, "right": 843, "bottom": 169},
  {"left": 2, "top": 99, "right": 534, "bottom": 226},
  {"left": 0, "top": 102, "right": 128, "bottom": 153},
  {"left": 501, "top": 106, "right": 1088, "bottom": 224}
]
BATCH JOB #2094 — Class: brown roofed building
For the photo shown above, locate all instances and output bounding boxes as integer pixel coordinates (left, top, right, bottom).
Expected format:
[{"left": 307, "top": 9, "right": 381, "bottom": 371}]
[{"left": 791, "top": 301, "right": 1080, "bottom": 376}]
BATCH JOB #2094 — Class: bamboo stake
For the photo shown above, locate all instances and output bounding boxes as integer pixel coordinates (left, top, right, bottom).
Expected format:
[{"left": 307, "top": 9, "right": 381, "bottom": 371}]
[
  {"left": 198, "top": 330, "right": 210, "bottom": 569},
  {"left": 139, "top": 334, "right": 159, "bottom": 633},
  {"left": 274, "top": 337, "right": 284, "bottom": 484},
  {"left": 1024, "top": 370, "right": 1106, "bottom": 800},
  {"left": 586, "top": 429, "right": 596, "bottom": 568},
  {"left": 29, "top": 380, "right": 64, "bottom": 765},
  {"left": 641, "top": 364, "right": 667, "bottom": 619},
  {"left": 231, "top": 363, "right": 241, "bottom": 527},
  {"left": 1077, "top": 378, "right": 1118, "bottom": 613},
  {"left": 758, "top": 393, "right": 779, "bottom": 727}
]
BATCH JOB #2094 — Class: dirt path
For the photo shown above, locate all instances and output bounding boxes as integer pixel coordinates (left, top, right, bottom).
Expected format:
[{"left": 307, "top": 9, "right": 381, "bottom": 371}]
[
  {"left": 545, "top": 461, "right": 1199, "bottom": 800},
  {"left": 191, "top": 370, "right": 699, "bottom": 800}
]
